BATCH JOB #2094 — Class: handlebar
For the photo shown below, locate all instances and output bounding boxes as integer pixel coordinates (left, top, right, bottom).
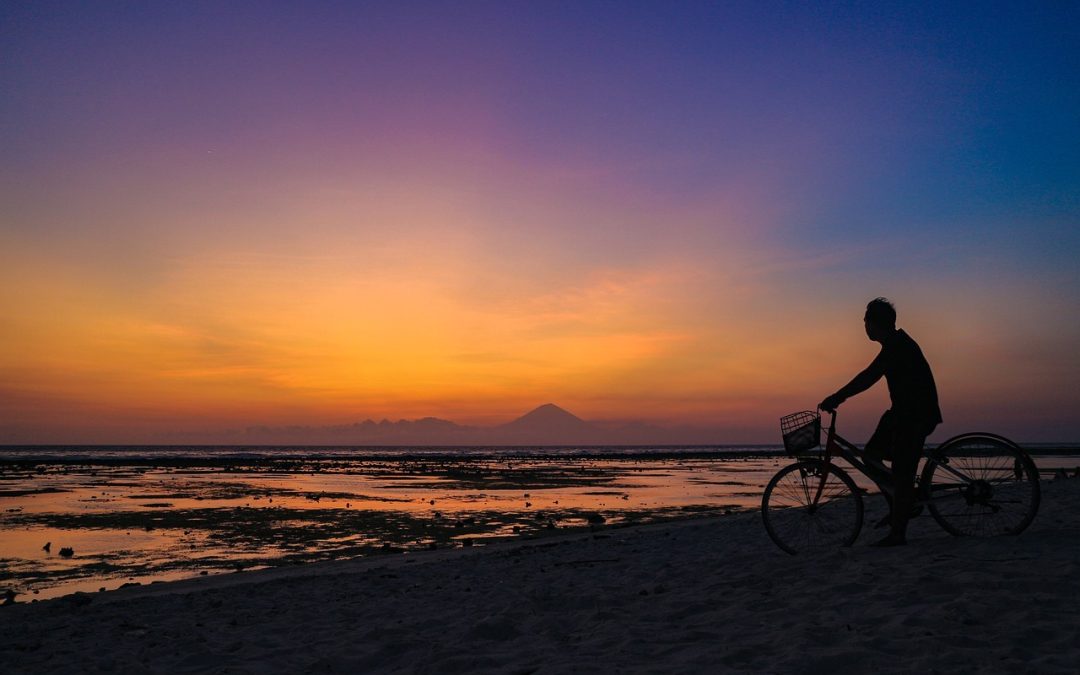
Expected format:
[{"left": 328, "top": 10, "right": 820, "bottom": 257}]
[{"left": 817, "top": 407, "right": 837, "bottom": 432}]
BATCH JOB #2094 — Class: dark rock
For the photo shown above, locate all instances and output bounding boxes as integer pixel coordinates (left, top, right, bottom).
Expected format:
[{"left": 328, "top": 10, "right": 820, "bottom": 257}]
[
  {"left": 58, "top": 547, "right": 74, "bottom": 558},
  {"left": 65, "top": 592, "right": 93, "bottom": 607},
  {"left": 3, "top": 589, "right": 16, "bottom": 606},
  {"left": 200, "top": 571, "right": 208, "bottom": 576},
  {"left": 43, "top": 542, "right": 51, "bottom": 553},
  {"left": 462, "top": 539, "right": 474, "bottom": 547},
  {"left": 586, "top": 513, "right": 606, "bottom": 525}
]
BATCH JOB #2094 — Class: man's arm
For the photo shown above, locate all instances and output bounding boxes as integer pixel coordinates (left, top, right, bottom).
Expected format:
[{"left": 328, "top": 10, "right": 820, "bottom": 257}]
[{"left": 819, "top": 353, "right": 886, "bottom": 411}]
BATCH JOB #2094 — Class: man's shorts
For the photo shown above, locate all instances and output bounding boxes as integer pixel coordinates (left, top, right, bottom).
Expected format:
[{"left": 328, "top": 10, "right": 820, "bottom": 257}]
[{"left": 864, "top": 409, "right": 937, "bottom": 466}]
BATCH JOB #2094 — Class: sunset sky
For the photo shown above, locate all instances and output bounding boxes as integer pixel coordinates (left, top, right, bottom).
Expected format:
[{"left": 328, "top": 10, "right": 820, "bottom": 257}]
[{"left": 2, "top": 2, "right": 1078, "bottom": 443}]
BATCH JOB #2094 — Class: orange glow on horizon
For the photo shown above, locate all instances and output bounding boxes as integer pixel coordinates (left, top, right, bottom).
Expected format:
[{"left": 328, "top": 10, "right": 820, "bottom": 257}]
[{"left": 6, "top": 220, "right": 1074, "bottom": 444}]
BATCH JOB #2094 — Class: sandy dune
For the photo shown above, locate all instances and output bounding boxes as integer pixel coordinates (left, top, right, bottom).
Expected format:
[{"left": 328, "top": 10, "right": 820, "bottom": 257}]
[{"left": 4, "top": 479, "right": 1078, "bottom": 674}]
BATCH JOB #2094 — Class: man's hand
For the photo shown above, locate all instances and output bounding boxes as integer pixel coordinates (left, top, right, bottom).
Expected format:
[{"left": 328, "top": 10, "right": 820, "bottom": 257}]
[{"left": 819, "top": 394, "right": 842, "bottom": 412}]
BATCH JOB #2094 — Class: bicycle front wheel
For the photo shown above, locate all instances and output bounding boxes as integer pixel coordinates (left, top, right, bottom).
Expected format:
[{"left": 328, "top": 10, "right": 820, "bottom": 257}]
[
  {"left": 922, "top": 434, "right": 1040, "bottom": 537},
  {"left": 762, "top": 460, "right": 863, "bottom": 555}
]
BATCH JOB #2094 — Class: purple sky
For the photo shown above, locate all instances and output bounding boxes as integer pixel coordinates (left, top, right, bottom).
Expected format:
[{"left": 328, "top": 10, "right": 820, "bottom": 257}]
[{"left": 2, "top": 2, "right": 1078, "bottom": 443}]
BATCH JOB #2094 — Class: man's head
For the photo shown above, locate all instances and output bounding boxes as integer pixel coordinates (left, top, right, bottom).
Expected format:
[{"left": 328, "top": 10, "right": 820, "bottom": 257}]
[{"left": 864, "top": 297, "right": 897, "bottom": 342}]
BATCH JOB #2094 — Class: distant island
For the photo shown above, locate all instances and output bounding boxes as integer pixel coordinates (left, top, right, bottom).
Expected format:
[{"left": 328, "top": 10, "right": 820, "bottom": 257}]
[{"left": 161, "top": 403, "right": 721, "bottom": 446}]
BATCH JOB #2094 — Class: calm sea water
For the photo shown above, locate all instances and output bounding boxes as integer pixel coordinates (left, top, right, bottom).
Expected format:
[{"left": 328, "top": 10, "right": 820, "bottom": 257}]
[
  {"left": 0, "top": 444, "right": 783, "bottom": 461},
  {"left": 2, "top": 442, "right": 1076, "bottom": 461}
]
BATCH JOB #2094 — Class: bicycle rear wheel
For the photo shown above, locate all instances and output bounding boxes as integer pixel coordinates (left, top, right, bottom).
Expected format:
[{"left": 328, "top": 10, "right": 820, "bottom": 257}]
[
  {"left": 922, "top": 434, "right": 1040, "bottom": 537},
  {"left": 762, "top": 460, "right": 863, "bottom": 555}
]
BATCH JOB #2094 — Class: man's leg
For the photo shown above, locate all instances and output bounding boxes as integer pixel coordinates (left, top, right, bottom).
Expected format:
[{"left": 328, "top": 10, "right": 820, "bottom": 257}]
[
  {"left": 888, "top": 428, "right": 926, "bottom": 539},
  {"left": 863, "top": 411, "right": 898, "bottom": 532},
  {"left": 863, "top": 411, "right": 895, "bottom": 491}
]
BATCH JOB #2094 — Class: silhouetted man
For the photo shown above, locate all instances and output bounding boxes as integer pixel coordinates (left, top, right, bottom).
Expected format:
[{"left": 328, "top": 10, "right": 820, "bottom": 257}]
[{"left": 819, "top": 297, "right": 941, "bottom": 547}]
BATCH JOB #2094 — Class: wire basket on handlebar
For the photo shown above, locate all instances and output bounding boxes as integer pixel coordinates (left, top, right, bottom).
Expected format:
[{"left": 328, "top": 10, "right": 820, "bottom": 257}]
[{"left": 780, "top": 410, "right": 821, "bottom": 456}]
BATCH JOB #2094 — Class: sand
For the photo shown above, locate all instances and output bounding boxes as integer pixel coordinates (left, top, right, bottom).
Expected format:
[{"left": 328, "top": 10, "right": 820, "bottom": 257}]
[{"left": 3, "top": 478, "right": 1078, "bottom": 674}]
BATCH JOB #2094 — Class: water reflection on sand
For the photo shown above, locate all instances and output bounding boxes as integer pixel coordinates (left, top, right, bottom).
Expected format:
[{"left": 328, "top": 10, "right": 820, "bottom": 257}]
[{"left": 0, "top": 455, "right": 783, "bottom": 600}]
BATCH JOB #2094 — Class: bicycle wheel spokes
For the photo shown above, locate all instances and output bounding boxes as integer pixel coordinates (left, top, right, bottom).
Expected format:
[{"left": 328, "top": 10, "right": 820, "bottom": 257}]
[
  {"left": 924, "top": 436, "right": 1040, "bottom": 537},
  {"left": 762, "top": 461, "right": 863, "bottom": 555}
]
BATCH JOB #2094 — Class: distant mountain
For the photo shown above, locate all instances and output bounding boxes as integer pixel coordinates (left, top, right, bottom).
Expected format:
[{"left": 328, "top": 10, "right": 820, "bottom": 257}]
[
  {"left": 161, "top": 403, "right": 722, "bottom": 445},
  {"left": 497, "top": 403, "right": 592, "bottom": 433},
  {"left": 482, "top": 403, "right": 604, "bottom": 445},
  {"left": 170, "top": 416, "right": 477, "bottom": 445}
]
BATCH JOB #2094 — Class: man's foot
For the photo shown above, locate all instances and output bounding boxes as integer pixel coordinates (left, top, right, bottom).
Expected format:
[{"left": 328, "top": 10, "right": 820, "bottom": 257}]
[{"left": 870, "top": 532, "right": 907, "bottom": 547}]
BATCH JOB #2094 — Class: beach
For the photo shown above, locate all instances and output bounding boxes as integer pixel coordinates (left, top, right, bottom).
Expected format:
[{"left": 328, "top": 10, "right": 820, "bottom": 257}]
[{"left": 4, "top": 476, "right": 1077, "bottom": 673}]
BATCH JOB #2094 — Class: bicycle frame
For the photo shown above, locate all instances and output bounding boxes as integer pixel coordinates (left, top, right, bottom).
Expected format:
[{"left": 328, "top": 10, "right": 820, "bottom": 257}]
[{"left": 810, "top": 410, "right": 972, "bottom": 507}]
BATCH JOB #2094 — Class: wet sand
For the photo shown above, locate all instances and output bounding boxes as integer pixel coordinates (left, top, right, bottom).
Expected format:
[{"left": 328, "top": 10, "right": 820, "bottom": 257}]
[
  {"left": 3, "top": 477, "right": 1078, "bottom": 673},
  {"left": 0, "top": 455, "right": 780, "bottom": 599}
]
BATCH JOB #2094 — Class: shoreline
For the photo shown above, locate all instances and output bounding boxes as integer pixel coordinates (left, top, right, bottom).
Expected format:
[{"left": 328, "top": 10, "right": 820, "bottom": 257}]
[
  {"left": 3, "top": 442, "right": 1079, "bottom": 456},
  {"left": 4, "top": 478, "right": 1078, "bottom": 673}
]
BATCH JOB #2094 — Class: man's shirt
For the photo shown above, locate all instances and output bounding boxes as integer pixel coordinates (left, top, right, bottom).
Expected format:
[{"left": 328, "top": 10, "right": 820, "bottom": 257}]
[{"left": 868, "top": 329, "right": 942, "bottom": 429}]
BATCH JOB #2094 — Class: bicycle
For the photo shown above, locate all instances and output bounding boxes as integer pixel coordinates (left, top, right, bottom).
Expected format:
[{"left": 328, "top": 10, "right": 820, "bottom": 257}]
[{"left": 761, "top": 409, "right": 1041, "bottom": 554}]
